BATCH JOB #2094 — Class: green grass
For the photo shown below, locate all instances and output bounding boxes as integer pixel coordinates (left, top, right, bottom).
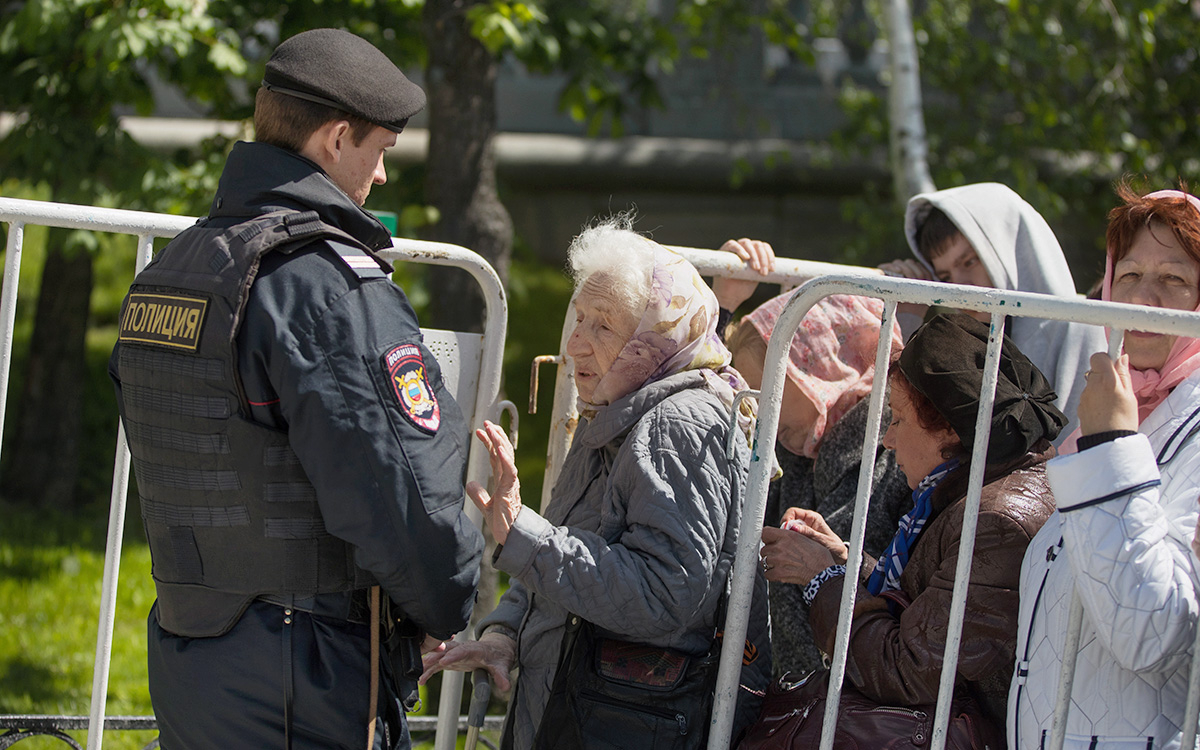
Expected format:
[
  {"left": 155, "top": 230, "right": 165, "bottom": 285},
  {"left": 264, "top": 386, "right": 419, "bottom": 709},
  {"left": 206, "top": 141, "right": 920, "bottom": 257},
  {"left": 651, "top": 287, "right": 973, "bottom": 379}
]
[{"left": 0, "top": 504, "right": 158, "bottom": 750}]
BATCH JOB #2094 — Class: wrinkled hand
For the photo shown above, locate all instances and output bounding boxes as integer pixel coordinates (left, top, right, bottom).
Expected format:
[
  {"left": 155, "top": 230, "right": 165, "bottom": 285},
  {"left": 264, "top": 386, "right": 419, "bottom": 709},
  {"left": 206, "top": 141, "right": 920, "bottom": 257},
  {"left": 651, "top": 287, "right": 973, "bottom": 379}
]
[
  {"left": 878, "top": 258, "right": 933, "bottom": 281},
  {"left": 466, "top": 420, "right": 522, "bottom": 545},
  {"left": 779, "top": 507, "right": 848, "bottom": 565},
  {"left": 761, "top": 516, "right": 841, "bottom": 586},
  {"left": 419, "top": 631, "right": 517, "bottom": 692},
  {"left": 712, "top": 238, "right": 776, "bottom": 311},
  {"left": 1077, "top": 353, "right": 1138, "bottom": 436}
]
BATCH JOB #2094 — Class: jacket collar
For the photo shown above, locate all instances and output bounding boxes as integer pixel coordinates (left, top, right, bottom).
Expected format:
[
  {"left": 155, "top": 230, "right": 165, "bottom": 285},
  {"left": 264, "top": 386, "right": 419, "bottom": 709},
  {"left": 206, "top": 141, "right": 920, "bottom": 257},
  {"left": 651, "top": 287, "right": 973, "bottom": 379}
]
[
  {"left": 208, "top": 141, "right": 393, "bottom": 252},
  {"left": 931, "top": 442, "right": 1055, "bottom": 514},
  {"left": 578, "top": 371, "right": 711, "bottom": 449}
]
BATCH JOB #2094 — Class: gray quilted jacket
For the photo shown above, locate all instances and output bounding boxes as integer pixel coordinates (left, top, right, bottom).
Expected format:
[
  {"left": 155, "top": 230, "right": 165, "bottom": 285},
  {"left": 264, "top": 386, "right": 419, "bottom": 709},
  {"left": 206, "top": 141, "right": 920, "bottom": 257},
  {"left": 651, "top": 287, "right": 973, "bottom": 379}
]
[{"left": 480, "top": 370, "right": 771, "bottom": 749}]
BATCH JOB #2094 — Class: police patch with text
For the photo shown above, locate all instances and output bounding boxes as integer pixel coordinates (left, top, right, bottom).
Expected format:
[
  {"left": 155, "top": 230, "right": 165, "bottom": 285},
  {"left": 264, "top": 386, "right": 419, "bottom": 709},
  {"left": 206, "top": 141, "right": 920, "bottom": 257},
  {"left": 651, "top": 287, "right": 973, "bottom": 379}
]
[
  {"left": 383, "top": 343, "right": 441, "bottom": 434},
  {"left": 118, "top": 293, "right": 208, "bottom": 351}
]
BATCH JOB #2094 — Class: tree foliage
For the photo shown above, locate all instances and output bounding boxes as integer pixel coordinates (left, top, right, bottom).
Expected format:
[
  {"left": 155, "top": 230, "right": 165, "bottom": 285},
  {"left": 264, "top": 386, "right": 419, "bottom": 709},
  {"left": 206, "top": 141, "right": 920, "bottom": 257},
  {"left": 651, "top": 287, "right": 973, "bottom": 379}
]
[{"left": 832, "top": 0, "right": 1200, "bottom": 267}]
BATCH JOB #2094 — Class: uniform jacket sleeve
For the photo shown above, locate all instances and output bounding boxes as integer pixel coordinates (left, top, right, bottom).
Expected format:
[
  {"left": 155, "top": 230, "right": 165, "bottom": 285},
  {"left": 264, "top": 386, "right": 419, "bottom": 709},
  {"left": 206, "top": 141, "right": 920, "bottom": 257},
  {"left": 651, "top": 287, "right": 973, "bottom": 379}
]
[
  {"left": 1048, "top": 434, "right": 1200, "bottom": 674},
  {"left": 808, "top": 504, "right": 1035, "bottom": 706},
  {"left": 493, "top": 395, "right": 734, "bottom": 646},
  {"left": 241, "top": 248, "right": 483, "bottom": 639}
]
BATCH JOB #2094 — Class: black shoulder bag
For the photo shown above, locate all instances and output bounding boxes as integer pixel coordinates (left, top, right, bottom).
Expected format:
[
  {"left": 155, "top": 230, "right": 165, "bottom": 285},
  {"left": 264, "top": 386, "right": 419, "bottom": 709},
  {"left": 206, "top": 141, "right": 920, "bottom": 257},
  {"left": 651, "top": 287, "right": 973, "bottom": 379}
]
[{"left": 531, "top": 612, "right": 721, "bottom": 750}]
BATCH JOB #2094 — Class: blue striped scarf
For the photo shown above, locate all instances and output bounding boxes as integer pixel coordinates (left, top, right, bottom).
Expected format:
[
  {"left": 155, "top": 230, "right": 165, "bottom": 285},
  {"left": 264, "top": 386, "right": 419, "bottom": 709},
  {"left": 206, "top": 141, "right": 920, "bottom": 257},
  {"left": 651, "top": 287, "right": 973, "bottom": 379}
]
[{"left": 866, "top": 458, "right": 960, "bottom": 595}]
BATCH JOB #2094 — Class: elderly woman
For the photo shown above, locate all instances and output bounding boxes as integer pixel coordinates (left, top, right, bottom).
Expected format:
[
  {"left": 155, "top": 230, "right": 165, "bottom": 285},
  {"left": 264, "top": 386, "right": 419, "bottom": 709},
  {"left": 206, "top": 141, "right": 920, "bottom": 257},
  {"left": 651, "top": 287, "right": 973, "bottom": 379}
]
[
  {"left": 756, "top": 313, "right": 1064, "bottom": 739},
  {"left": 879, "top": 183, "right": 1107, "bottom": 440},
  {"left": 724, "top": 291, "right": 910, "bottom": 676},
  {"left": 1008, "top": 185, "right": 1200, "bottom": 749},
  {"left": 421, "top": 219, "right": 771, "bottom": 749}
]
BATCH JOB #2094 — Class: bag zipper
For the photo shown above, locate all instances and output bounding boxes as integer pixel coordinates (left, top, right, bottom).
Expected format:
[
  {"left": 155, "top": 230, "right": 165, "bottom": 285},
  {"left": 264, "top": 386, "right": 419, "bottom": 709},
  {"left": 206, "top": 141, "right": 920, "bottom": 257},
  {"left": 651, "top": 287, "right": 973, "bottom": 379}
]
[{"left": 578, "top": 689, "right": 689, "bottom": 736}]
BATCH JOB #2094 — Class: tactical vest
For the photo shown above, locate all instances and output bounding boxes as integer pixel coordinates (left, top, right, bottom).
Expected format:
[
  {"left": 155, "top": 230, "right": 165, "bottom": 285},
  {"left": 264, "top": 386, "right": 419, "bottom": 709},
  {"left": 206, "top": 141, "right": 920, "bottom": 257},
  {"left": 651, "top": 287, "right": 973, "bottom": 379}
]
[{"left": 116, "top": 210, "right": 378, "bottom": 637}]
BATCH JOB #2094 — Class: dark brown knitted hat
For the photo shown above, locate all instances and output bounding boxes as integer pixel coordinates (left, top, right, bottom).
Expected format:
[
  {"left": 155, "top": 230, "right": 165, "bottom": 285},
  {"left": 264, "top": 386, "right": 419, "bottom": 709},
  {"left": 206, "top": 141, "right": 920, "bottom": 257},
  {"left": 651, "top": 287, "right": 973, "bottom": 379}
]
[{"left": 899, "top": 313, "right": 1066, "bottom": 463}]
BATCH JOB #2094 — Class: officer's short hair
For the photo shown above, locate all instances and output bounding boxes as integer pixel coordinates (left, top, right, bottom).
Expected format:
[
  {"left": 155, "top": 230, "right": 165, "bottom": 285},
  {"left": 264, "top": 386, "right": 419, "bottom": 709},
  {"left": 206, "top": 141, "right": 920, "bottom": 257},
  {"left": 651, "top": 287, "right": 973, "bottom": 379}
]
[{"left": 253, "top": 87, "right": 376, "bottom": 153}]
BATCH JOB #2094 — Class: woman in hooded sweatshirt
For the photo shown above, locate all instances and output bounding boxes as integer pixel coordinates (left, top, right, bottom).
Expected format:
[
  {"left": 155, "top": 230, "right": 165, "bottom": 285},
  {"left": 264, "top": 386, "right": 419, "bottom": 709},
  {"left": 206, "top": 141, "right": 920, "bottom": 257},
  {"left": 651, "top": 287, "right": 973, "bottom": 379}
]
[{"left": 879, "top": 183, "right": 1107, "bottom": 441}]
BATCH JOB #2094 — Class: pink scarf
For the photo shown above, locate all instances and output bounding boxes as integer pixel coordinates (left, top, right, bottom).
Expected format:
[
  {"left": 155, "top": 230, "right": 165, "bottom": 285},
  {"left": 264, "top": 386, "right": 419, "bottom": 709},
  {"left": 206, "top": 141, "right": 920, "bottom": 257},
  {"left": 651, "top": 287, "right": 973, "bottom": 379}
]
[
  {"left": 744, "top": 292, "right": 903, "bottom": 458},
  {"left": 1102, "top": 189, "right": 1200, "bottom": 423}
]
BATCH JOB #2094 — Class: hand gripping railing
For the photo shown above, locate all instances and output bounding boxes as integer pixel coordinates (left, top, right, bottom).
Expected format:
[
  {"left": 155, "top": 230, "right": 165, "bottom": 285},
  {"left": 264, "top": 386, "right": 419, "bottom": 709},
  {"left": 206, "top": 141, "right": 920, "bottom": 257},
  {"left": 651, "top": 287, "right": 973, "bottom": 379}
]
[
  {"left": 707, "top": 273, "right": 1200, "bottom": 750},
  {"left": 0, "top": 197, "right": 507, "bottom": 750}
]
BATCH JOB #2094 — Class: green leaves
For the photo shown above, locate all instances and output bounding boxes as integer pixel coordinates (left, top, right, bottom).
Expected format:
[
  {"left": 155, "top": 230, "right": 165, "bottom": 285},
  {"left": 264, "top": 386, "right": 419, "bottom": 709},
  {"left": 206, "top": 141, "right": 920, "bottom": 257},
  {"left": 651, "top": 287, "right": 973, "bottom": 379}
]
[{"left": 834, "top": 0, "right": 1200, "bottom": 263}]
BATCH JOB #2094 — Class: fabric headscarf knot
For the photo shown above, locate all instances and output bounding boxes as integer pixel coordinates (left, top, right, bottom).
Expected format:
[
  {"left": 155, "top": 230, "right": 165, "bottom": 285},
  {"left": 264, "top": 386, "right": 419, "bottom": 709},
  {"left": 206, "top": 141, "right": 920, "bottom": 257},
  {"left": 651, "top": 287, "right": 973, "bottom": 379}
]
[
  {"left": 1100, "top": 189, "right": 1200, "bottom": 423},
  {"left": 744, "top": 291, "right": 903, "bottom": 458},
  {"left": 900, "top": 313, "right": 1066, "bottom": 464},
  {"left": 584, "top": 241, "right": 756, "bottom": 441}
]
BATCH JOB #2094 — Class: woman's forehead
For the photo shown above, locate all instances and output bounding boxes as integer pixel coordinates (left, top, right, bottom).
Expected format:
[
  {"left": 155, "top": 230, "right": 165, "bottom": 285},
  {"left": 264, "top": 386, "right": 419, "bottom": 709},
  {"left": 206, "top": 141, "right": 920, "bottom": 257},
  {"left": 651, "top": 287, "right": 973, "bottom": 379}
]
[{"left": 576, "top": 275, "right": 629, "bottom": 313}]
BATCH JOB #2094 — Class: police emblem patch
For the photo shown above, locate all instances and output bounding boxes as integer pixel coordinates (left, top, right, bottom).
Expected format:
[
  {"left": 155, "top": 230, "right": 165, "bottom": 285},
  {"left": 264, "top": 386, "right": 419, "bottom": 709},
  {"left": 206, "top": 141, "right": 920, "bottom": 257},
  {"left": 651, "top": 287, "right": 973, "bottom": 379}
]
[{"left": 383, "top": 343, "right": 440, "bottom": 433}]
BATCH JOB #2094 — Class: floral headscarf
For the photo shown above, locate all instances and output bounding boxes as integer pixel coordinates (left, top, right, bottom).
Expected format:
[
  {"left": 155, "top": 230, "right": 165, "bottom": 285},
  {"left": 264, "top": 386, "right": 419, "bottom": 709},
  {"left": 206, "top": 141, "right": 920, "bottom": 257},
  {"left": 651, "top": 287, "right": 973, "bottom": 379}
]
[
  {"left": 744, "top": 291, "right": 903, "bottom": 458},
  {"left": 1101, "top": 189, "right": 1200, "bottom": 423},
  {"left": 584, "top": 240, "right": 755, "bottom": 439}
]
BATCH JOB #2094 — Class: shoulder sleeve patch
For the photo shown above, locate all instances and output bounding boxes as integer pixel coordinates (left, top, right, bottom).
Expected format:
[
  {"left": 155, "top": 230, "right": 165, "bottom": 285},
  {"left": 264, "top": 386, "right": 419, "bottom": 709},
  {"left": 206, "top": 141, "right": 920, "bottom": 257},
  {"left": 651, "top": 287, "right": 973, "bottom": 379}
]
[
  {"left": 118, "top": 292, "right": 208, "bottom": 351},
  {"left": 328, "top": 240, "right": 387, "bottom": 279},
  {"left": 383, "top": 343, "right": 441, "bottom": 434}
]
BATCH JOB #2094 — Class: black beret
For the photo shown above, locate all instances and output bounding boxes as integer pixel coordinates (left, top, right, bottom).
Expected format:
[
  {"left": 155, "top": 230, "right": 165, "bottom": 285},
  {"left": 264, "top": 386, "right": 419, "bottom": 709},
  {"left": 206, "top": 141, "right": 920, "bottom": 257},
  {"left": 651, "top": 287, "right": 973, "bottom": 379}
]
[
  {"left": 899, "top": 313, "right": 1066, "bottom": 464},
  {"left": 263, "top": 28, "right": 425, "bottom": 133}
]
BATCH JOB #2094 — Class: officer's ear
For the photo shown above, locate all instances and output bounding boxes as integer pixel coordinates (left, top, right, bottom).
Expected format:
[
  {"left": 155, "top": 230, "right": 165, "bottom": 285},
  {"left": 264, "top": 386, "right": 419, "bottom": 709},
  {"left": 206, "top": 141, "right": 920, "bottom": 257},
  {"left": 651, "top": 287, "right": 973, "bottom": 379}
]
[{"left": 299, "top": 119, "right": 352, "bottom": 170}]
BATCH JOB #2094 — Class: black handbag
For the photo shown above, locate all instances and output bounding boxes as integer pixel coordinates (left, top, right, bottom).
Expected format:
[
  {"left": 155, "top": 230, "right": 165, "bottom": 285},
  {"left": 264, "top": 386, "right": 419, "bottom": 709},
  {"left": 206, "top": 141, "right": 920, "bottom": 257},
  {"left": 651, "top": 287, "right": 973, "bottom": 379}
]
[{"left": 530, "top": 613, "right": 720, "bottom": 750}]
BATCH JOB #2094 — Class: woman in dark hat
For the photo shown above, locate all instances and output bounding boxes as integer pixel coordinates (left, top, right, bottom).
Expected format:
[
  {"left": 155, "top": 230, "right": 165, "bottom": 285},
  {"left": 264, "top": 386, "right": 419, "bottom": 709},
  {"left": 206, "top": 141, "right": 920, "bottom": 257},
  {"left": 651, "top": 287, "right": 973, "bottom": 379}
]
[{"left": 755, "top": 312, "right": 1065, "bottom": 741}]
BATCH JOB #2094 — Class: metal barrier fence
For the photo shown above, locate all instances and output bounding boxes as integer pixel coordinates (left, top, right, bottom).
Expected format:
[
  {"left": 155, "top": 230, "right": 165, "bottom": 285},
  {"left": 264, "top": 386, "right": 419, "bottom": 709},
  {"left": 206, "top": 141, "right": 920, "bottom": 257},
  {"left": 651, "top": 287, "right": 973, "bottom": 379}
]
[
  {"left": 706, "top": 274, "right": 1200, "bottom": 750},
  {"left": 0, "top": 197, "right": 509, "bottom": 750},
  {"left": 6, "top": 196, "right": 1200, "bottom": 749}
]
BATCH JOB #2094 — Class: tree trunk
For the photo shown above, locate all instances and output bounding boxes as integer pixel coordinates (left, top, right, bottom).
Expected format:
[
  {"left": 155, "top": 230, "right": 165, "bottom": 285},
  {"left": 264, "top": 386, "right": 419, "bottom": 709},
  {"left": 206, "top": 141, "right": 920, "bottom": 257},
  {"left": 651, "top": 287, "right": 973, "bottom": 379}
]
[
  {"left": 421, "top": 0, "right": 514, "bottom": 335},
  {"left": 2, "top": 232, "right": 93, "bottom": 508},
  {"left": 882, "top": 0, "right": 936, "bottom": 204}
]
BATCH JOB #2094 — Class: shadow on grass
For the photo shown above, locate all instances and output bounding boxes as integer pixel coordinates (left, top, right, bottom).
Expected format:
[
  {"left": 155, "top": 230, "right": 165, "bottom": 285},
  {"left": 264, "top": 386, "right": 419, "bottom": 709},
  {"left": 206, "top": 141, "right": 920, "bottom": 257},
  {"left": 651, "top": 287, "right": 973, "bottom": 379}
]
[{"left": 0, "top": 656, "right": 60, "bottom": 710}]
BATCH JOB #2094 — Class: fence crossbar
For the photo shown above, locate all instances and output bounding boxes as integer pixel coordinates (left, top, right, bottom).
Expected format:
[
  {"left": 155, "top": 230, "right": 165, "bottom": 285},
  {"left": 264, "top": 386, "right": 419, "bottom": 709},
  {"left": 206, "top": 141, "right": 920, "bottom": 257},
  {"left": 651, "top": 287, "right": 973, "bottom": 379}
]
[
  {"left": 0, "top": 197, "right": 506, "bottom": 750},
  {"left": 708, "top": 273, "right": 1200, "bottom": 750}
]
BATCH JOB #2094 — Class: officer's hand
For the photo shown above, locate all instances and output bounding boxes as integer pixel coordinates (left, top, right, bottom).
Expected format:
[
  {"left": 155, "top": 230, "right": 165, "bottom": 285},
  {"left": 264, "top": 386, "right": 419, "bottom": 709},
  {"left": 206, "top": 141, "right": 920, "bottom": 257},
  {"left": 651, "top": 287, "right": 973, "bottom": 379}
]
[
  {"left": 419, "top": 631, "right": 516, "bottom": 692},
  {"left": 712, "top": 238, "right": 776, "bottom": 313},
  {"left": 466, "top": 420, "right": 522, "bottom": 545}
]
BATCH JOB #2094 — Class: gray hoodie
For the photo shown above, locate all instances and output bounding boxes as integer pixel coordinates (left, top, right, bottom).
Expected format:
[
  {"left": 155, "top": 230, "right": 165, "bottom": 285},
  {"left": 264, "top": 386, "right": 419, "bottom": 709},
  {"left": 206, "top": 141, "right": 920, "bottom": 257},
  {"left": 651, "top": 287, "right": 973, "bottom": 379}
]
[{"left": 905, "top": 183, "right": 1107, "bottom": 440}]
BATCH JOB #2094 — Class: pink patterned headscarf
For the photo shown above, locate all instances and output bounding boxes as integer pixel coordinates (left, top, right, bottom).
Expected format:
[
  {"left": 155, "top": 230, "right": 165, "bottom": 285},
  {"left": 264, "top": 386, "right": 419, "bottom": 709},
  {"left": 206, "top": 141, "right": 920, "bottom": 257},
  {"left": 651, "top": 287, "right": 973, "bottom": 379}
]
[
  {"left": 1102, "top": 189, "right": 1200, "bottom": 423},
  {"left": 587, "top": 241, "right": 755, "bottom": 439},
  {"left": 744, "top": 291, "right": 904, "bottom": 458}
]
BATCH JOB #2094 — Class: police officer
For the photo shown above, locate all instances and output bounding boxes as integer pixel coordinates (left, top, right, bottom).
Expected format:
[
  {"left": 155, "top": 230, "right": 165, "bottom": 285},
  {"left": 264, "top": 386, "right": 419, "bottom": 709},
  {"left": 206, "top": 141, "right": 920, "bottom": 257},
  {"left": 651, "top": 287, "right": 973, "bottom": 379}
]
[{"left": 109, "top": 28, "right": 484, "bottom": 749}]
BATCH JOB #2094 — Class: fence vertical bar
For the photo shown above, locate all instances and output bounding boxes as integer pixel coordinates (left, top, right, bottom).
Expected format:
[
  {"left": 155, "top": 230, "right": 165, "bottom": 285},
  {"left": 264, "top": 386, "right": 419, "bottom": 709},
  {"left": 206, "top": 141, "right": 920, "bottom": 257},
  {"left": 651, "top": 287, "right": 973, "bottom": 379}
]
[
  {"left": 815, "top": 301, "right": 898, "bottom": 750},
  {"left": 1046, "top": 330, "right": 1125, "bottom": 750},
  {"left": 86, "top": 233, "right": 156, "bottom": 750},
  {"left": 706, "top": 284, "right": 811, "bottom": 749},
  {"left": 928, "top": 311, "right": 1005, "bottom": 750},
  {"left": 0, "top": 220, "right": 26, "bottom": 465}
]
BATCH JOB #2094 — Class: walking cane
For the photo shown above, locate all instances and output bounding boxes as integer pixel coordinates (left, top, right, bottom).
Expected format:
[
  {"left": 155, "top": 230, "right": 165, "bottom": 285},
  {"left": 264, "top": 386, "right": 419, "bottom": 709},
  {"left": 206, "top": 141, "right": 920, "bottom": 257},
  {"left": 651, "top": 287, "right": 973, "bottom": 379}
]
[{"left": 463, "top": 668, "right": 492, "bottom": 750}]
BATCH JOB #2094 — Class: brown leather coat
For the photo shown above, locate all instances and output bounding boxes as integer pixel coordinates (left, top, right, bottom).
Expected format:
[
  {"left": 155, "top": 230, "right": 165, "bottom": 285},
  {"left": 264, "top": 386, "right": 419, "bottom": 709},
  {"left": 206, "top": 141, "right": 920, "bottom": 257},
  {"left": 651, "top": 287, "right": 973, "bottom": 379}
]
[{"left": 808, "top": 447, "right": 1055, "bottom": 729}]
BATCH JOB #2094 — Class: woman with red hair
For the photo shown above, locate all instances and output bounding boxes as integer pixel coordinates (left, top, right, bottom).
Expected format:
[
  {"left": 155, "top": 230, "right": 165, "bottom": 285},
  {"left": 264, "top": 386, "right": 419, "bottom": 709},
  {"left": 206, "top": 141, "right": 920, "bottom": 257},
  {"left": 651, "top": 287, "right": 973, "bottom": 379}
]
[{"left": 1009, "top": 183, "right": 1200, "bottom": 749}]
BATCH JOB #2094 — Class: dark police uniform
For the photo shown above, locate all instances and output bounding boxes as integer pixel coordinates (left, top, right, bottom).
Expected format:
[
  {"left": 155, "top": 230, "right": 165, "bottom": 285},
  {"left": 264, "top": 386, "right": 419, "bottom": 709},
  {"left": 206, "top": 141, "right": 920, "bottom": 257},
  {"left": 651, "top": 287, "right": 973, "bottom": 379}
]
[{"left": 109, "top": 138, "right": 484, "bottom": 749}]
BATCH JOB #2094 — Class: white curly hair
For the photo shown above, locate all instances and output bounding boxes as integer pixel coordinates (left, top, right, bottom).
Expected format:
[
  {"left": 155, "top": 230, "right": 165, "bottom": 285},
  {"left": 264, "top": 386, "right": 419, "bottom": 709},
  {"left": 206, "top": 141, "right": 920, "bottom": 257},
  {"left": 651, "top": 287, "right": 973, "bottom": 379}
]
[{"left": 566, "top": 213, "right": 656, "bottom": 321}]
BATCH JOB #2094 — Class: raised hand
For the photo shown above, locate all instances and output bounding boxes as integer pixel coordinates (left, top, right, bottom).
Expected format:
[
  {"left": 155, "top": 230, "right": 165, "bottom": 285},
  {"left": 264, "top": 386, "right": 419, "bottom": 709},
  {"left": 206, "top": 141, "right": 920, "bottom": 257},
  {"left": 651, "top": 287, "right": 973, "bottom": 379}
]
[{"left": 465, "top": 420, "right": 522, "bottom": 545}]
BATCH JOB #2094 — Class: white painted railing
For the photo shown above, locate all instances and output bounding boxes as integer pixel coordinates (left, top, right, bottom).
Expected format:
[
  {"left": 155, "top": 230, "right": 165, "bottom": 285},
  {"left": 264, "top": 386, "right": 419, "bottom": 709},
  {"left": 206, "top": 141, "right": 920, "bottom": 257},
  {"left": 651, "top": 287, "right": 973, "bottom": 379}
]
[
  {"left": 705, "top": 274, "right": 1200, "bottom": 750},
  {"left": 0, "top": 197, "right": 507, "bottom": 750}
]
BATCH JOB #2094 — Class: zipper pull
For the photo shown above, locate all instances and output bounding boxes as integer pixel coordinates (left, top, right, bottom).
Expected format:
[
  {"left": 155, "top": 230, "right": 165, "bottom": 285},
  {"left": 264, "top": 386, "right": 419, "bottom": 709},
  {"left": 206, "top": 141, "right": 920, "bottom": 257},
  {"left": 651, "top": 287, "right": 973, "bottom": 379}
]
[{"left": 676, "top": 713, "right": 688, "bottom": 736}]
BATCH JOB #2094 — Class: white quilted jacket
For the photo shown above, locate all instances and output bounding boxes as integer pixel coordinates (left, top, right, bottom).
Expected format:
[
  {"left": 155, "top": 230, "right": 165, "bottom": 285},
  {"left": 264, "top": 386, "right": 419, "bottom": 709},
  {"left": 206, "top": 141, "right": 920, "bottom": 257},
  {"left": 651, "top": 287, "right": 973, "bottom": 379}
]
[{"left": 1008, "top": 369, "right": 1200, "bottom": 749}]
